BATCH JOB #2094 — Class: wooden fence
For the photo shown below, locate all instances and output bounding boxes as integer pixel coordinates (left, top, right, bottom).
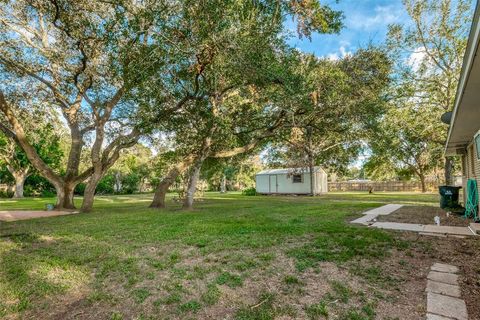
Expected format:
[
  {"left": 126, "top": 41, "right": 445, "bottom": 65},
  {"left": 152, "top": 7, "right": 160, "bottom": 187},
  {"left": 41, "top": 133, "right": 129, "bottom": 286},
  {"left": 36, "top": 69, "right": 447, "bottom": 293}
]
[{"left": 328, "top": 181, "right": 438, "bottom": 192}]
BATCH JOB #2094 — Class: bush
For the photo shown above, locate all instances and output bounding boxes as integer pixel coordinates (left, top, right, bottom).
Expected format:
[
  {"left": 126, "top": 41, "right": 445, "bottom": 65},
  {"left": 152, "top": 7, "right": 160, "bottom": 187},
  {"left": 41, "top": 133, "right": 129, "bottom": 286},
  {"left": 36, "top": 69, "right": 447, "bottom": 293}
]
[
  {"left": 96, "top": 175, "right": 115, "bottom": 194},
  {"left": 74, "top": 183, "right": 86, "bottom": 195},
  {"left": 24, "top": 174, "right": 55, "bottom": 196},
  {"left": 242, "top": 187, "right": 256, "bottom": 196},
  {"left": 122, "top": 173, "right": 140, "bottom": 194},
  {"left": 0, "top": 190, "right": 14, "bottom": 198},
  {"left": 41, "top": 189, "right": 56, "bottom": 197}
]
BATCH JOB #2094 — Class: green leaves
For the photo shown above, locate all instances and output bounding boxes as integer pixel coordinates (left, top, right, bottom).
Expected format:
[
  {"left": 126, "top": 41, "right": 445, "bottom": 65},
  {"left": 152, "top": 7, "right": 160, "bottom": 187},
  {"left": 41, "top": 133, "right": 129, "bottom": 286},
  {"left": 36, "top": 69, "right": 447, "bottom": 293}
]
[
  {"left": 268, "top": 47, "right": 391, "bottom": 173},
  {"left": 369, "top": 0, "right": 472, "bottom": 184}
]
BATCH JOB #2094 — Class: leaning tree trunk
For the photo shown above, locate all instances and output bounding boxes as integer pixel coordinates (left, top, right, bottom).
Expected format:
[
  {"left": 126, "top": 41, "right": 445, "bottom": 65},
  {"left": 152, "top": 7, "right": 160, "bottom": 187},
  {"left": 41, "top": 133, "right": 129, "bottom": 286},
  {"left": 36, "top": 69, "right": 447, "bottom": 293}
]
[
  {"left": 150, "top": 167, "right": 182, "bottom": 208},
  {"left": 149, "top": 157, "right": 195, "bottom": 209},
  {"left": 150, "top": 131, "right": 212, "bottom": 210},
  {"left": 444, "top": 157, "right": 454, "bottom": 186},
  {"left": 181, "top": 135, "right": 212, "bottom": 210},
  {"left": 81, "top": 173, "right": 103, "bottom": 213},
  {"left": 183, "top": 161, "right": 202, "bottom": 210}
]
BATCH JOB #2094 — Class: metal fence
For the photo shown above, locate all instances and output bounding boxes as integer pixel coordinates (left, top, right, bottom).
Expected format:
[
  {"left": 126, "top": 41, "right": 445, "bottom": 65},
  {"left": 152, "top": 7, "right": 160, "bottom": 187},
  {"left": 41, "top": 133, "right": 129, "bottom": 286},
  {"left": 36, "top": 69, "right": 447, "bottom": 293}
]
[{"left": 328, "top": 181, "right": 438, "bottom": 192}]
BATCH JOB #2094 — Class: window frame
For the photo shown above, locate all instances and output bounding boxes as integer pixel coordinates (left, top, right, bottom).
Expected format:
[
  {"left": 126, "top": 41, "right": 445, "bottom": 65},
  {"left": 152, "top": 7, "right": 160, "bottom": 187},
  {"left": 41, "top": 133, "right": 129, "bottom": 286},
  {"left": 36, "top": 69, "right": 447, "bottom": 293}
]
[
  {"left": 475, "top": 132, "right": 480, "bottom": 160},
  {"left": 292, "top": 174, "right": 303, "bottom": 183}
]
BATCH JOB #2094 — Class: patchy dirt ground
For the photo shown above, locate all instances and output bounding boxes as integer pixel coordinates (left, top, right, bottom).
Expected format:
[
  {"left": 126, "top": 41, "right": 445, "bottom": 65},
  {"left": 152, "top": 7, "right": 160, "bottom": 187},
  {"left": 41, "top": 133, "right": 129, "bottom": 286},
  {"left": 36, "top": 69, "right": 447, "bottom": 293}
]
[
  {"left": 14, "top": 234, "right": 480, "bottom": 320},
  {"left": 2, "top": 194, "right": 478, "bottom": 320},
  {"left": 373, "top": 205, "right": 480, "bottom": 318},
  {"left": 376, "top": 205, "right": 474, "bottom": 226},
  {"left": 383, "top": 231, "right": 480, "bottom": 320}
]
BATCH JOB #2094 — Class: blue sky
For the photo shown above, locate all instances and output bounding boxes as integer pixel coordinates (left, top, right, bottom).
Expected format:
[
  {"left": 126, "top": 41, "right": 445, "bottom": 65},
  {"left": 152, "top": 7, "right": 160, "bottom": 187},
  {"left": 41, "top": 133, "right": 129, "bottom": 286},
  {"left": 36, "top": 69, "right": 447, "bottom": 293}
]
[
  {"left": 284, "top": 0, "right": 411, "bottom": 168},
  {"left": 286, "top": 0, "right": 410, "bottom": 58}
]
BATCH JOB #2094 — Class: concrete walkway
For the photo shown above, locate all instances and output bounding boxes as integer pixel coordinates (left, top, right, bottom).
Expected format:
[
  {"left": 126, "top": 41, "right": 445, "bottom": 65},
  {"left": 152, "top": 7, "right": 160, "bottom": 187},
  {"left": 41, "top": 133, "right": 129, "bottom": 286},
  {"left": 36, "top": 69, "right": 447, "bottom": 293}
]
[
  {"left": 0, "top": 210, "right": 77, "bottom": 222},
  {"left": 351, "top": 205, "right": 478, "bottom": 237},
  {"left": 426, "top": 263, "right": 468, "bottom": 320},
  {"left": 351, "top": 204, "right": 403, "bottom": 224}
]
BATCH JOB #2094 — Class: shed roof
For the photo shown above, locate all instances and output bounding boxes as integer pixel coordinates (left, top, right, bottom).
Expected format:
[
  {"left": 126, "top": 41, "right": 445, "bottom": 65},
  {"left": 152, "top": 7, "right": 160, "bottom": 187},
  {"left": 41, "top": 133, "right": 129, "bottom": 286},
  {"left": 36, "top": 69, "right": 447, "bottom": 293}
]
[{"left": 256, "top": 167, "right": 325, "bottom": 175}]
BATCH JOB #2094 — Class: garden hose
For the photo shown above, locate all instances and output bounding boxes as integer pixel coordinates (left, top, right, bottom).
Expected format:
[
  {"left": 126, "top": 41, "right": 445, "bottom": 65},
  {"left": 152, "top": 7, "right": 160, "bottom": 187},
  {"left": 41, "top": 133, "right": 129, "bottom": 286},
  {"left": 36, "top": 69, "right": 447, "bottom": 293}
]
[{"left": 465, "top": 179, "right": 478, "bottom": 221}]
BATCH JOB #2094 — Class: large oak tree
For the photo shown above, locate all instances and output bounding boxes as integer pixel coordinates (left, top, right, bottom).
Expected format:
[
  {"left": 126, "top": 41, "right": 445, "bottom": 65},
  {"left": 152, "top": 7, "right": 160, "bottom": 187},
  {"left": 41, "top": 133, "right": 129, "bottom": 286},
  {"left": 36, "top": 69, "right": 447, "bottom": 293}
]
[
  {"left": 0, "top": 0, "right": 169, "bottom": 211},
  {"left": 141, "top": 0, "right": 344, "bottom": 209}
]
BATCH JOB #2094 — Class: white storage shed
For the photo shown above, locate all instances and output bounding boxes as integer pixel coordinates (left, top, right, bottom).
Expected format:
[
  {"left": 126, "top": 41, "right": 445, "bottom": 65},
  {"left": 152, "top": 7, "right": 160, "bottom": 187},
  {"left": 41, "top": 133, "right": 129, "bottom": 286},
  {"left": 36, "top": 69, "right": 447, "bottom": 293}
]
[{"left": 255, "top": 167, "right": 328, "bottom": 195}]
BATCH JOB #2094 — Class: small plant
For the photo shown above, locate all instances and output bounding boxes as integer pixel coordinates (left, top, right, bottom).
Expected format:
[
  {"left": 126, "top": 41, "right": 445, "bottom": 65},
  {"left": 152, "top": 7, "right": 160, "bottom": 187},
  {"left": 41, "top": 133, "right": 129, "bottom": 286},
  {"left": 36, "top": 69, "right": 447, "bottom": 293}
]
[
  {"left": 305, "top": 302, "right": 328, "bottom": 319},
  {"left": 132, "top": 288, "right": 151, "bottom": 304},
  {"left": 216, "top": 272, "right": 243, "bottom": 288},
  {"left": 242, "top": 187, "right": 256, "bottom": 196},
  {"left": 162, "top": 293, "right": 182, "bottom": 304},
  {"left": 179, "top": 300, "right": 201, "bottom": 313},
  {"left": 283, "top": 275, "right": 301, "bottom": 285},
  {"left": 201, "top": 283, "right": 221, "bottom": 305},
  {"left": 330, "top": 280, "right": 351, "bottom": 303},
  {"left": 110, "top": 312, "right": 123, "bottom": 320}
]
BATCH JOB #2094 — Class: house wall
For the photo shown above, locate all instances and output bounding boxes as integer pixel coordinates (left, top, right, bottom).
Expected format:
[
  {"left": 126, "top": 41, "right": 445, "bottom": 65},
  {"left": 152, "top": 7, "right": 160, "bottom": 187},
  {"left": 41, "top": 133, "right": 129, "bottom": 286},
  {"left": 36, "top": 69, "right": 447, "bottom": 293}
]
[{"left": 463, "top": 138, "right": 480, "bottom": 204}]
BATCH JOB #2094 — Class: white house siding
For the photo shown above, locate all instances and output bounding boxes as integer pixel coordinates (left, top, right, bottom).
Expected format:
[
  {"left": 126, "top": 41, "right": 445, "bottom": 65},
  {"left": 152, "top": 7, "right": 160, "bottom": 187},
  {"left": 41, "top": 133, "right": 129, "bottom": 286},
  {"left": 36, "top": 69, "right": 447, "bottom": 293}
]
[{"left": 463, "top": 139, "right": 480, "bottom": 204}]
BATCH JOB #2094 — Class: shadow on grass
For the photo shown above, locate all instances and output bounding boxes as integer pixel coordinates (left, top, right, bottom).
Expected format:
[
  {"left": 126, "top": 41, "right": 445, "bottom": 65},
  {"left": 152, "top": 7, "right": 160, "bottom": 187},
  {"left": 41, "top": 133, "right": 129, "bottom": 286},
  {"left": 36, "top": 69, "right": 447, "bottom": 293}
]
[{"left": 0, "top": 192, "right": 422, "bottom": 318}]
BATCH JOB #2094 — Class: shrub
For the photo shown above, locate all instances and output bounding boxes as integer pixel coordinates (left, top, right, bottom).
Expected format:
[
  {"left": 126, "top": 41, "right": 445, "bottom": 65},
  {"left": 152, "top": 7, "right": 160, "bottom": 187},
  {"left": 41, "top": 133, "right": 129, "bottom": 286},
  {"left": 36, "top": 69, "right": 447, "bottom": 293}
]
[
  {"left": 242, "top": 187, "right": 256, "bottom": 196},
  {"left": 0, "top": 190, "right": 14, "bottom": 198},
  {"left": 41, "top": 189, "right": 56, "bottom": 197},
  {"left": 96, "top": 174, "right": 115, "bottom": 194},
  {"left": 74, "top": 183, "right": 86, "bottom": 195},
  {"left": 122, "top": 173, "right": 140, "bottom": 194},
  {"left": 24, "top": 174, "right": 55, "bottom": 196}
]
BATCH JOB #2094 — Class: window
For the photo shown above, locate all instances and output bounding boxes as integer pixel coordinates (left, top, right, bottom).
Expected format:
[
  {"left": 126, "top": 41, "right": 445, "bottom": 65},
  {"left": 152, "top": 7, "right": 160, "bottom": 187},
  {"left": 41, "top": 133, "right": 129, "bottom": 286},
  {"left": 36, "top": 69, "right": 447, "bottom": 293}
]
[{"left": 292, "top": 174, "right": 303, "bottom": 183}]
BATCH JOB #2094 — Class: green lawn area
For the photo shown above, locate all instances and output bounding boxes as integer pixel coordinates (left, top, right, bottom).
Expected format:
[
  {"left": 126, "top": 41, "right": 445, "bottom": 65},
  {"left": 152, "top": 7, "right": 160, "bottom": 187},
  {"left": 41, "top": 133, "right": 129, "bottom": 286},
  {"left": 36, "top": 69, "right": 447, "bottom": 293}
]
[{"left": 0, "top": 192, "right": 440, "bottom": 319}]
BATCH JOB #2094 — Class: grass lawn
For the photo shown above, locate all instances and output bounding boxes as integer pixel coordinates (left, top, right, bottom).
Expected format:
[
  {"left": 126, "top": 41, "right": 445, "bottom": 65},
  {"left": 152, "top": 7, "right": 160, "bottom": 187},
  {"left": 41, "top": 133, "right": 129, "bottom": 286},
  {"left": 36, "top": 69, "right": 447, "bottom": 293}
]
[{"left": 1, "top": 191, "right": 477, "bottom": 320}]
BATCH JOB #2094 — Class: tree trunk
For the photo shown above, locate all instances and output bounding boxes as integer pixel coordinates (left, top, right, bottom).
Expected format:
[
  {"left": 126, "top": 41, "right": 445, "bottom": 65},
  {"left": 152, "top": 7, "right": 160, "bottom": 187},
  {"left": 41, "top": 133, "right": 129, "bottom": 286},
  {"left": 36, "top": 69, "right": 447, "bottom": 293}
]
[
  {"left": 114, "top": 171, "right": 122, "bottom": 193},
  {"left": 81, "top": 174, "right": 103, "bottom": 213},
  {"left": 309, "top": 161, "right": 315, "bottom": 196},
  {"left": 220, "top": 174, "right": 227, "bottom": 193},
  {"left": 444, "top": 157, "right": 453, "bottom": 186},
  {"left": 419, "top": 174, "right": 427, "bottom": 193},
  {"left": 54, "top": 182, "right": 76, "bottom": 210},
  {"left": 150, "top": 167, "right": 182, "bottom": 208},
  {"left": 7, "top": 166, "right": 30, "bottom": 198},
  {"left": 306, "top": 128, "right": 315, "bottom": 196},
  {"left": 183, "top": 161, "right": 202, "bottom": 210},
  {"left": 12, "top": 172, "right": 28, "bottom": 198}
]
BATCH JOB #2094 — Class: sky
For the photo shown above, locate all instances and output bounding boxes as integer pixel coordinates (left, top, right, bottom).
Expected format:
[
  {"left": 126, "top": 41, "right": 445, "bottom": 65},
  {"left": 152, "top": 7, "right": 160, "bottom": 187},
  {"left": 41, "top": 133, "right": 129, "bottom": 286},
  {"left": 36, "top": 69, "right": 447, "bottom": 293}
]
[
  {"left": 286, "top": 0, "right": 410, "bottom": 58},
  {"left": 284, "top": 0, "right": 412, "bottom": 168}
]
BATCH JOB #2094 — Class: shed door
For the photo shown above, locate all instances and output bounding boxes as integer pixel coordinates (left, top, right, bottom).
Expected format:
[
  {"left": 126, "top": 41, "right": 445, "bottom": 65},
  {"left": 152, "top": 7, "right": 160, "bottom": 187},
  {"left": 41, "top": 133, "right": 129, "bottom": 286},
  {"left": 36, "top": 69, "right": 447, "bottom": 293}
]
[{"left": 269, "top": 175, "right": 278, "bottom": 193}]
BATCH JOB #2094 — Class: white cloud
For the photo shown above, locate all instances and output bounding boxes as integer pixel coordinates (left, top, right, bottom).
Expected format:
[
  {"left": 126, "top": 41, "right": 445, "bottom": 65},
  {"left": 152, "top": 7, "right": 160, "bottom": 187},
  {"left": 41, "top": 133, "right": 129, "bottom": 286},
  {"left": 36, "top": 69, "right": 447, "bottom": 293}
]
[
  {"left": 326, "top": 45, "right": 352, "bottom": 61},
  {"left": 407, "top": 46, "right": 427, "bottom": 71},
  {"left": 348, "top": 5, "right": 403, "bottom": 31}
]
